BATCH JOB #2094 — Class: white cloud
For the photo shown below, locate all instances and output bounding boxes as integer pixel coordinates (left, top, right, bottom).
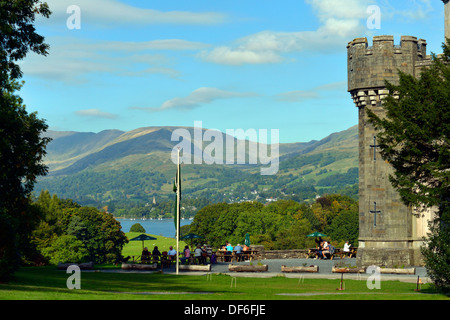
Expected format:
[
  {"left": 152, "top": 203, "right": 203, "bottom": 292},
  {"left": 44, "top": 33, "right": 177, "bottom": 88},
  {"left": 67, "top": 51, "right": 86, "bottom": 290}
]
[
  {"left": 306, "top": 0, "right": 371, "bottom": 21},
  {"left": 89, "top": 39, "right": 210, "bottom": 52},
  {"left": 276, "top": 81, "right": 347, "bottom": 102},
  {"left": 198, "top": 46, "right": 284, "bottom": 65},
  {"left": 131, "top": 87, "right": 258, "bottom": 112},
  {"left": 75, "top": 109, "right": 118, "bottom": 119},
  {"left": 21, "top": 37, "right": 208, "bottom": 83},
  {"left": 199, "top": 0, "right": 372, "bottom": 65},
  {"left": 42, "top": 0, "right": 227, "bottom": 26},
  {"left": 276, "top": 90, "right": 320, "bottom": 102},
  {"left": 379, "top": 0, "right": 434, "bottom": 22}
]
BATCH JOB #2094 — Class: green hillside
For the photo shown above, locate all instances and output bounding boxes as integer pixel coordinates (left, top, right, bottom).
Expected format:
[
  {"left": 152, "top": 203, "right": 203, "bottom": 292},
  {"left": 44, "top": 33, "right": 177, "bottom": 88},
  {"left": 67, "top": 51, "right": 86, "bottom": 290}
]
[{"left": 35, "top": 125, "right": 358, "bottom": 217}]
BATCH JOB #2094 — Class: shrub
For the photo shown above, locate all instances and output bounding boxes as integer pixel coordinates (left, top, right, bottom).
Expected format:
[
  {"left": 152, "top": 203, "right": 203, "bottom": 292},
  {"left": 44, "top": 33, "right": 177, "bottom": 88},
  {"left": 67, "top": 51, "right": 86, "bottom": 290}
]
[
  {"left": 41, "top": 235, "right": 90, "bottom": 265},
  {"left": 130, "top": 223, "right": 146, "bottom": 233}
]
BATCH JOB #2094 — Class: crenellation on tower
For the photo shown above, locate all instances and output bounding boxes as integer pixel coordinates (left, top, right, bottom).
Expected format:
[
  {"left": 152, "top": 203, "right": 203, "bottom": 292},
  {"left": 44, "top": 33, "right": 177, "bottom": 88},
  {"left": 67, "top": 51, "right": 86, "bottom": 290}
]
[{"left": 347, "top": 36, "right": 430, "bottom": 93}]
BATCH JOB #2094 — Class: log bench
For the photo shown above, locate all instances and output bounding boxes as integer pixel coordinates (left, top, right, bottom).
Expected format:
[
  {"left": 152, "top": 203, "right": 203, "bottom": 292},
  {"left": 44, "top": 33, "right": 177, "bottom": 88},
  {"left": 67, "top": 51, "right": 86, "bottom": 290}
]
[
  {"left": 228, "top": 264, "right": 268, "bottom": 272},
  {"left": 179, "top": 264, "right": 211, "bottom": 272},
  {"left": 281, "top": 265, "right": 319, "bottom": 273}
]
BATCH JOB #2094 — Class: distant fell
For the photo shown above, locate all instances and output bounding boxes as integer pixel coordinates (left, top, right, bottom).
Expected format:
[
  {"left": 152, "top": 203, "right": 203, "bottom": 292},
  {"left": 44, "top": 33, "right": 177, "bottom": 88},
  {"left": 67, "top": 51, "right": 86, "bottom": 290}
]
[{"left": 36, "top": 125, "right": 358, "bottom": 208}]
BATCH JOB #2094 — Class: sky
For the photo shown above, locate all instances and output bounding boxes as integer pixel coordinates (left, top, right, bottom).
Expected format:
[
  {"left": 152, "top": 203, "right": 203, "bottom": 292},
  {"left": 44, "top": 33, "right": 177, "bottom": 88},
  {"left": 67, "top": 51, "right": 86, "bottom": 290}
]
[{"left": 18, "top": 0, "right": 447, "bottom": 143}]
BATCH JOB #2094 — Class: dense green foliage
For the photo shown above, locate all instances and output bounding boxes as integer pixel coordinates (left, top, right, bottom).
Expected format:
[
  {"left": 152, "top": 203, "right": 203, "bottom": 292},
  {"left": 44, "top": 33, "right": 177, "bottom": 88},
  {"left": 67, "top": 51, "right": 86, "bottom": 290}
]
[
  {"left": 35, "top": 166, "right": 358, "bottom": 218},
  {"left": 188, "top": 194, "right": 358, "bottom": 249},
  {"left": 129, "top": 223, "right": 146, "bottom": 233},
  {"left": 0, "top": 0, "right": 51, "bottom": 281},
  {"left": 31, "top": 190, "right": 128, "bottom": 265},
  {"left": 367, "top": 39, "right": 450, "bottom": 292},
  {"left": 421, "top": 220, "right": 450, "bottom": 292}
]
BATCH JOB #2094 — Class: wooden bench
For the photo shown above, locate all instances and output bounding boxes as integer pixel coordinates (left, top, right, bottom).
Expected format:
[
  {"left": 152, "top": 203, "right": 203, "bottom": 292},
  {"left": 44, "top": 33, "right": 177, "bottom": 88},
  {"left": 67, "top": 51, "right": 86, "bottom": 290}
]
[
  {"left": 215, "top": 251, "right": 257, "bottom": 263},
  {"left": 306, "top": 248, "right": 357, "bottom": 260}
]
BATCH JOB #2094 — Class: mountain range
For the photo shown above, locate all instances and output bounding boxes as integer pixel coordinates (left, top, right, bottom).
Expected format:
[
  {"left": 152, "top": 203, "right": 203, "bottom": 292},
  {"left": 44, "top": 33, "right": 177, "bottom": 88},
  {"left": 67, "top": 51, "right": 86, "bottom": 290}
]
[{"left": 35, "top": 125, "right": 359, "bottom": 209}]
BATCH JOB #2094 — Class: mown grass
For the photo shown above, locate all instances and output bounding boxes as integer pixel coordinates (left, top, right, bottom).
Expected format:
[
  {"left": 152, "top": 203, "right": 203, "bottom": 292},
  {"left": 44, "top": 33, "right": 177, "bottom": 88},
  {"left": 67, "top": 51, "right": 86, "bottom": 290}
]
[
  {"left": 122, "top": 232, "right": 188, "bottom": 258},
  {"left": 0, "top": 266, "right": 448, "bottom": 300}
]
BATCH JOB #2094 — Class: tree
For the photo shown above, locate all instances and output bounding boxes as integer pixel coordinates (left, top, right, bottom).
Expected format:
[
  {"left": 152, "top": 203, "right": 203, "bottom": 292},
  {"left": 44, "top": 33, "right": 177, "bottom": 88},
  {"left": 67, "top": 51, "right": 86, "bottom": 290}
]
[
  {"left": 40, "top": 235, "right": 89, "bottom": 265},
  {"left": 324, "top": 210, "right": 359, "bottom": 247},
  {"left": 130, "top": 223, "right": 146, "bottom": 233},
  {"left": 367, "top": 40, "right": 450, "bottom": 291},
  {"left": 62, "top": 206, "right": 128, "bottom": 264},
  {"left": 32, "top": 192, "right": 128, "bottom": 265},
  {"left": 0, "top": 1, "right": 51, "bottom": 86},
  {"left": 0, "top": 0, "right": 51, "bottom": 281}
]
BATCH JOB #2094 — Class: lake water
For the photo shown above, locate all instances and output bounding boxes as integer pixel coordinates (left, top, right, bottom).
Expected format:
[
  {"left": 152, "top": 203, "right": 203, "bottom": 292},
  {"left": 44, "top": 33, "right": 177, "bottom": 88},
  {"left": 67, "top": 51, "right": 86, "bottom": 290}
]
[{"left": 117, "top": 218, "right": 192, "bottom": 238}]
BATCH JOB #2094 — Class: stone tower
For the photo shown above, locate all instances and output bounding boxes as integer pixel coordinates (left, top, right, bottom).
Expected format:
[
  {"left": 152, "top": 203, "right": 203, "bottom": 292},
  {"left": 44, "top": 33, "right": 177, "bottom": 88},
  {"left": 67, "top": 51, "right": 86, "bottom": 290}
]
[
  {"left": 346, "top": 0, "right": 450, "bottom": 266},
  {"left": 347, "top": 36, "right": 432, "bottom": 267},
  {"left": 445, "top": 0, "right": 450, "bottom": 39}
]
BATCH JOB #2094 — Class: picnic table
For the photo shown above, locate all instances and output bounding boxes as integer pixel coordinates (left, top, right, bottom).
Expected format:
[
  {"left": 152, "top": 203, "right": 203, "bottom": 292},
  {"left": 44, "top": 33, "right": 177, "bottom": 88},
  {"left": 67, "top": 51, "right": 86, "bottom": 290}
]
[
  {"left": 129, "top": 246, "right": 260, "bottom": 266},
  {"left": 333, "top": 247, "right": 358, "bottom": 259},
  {"left": 306, "top": 247, "right": 358, "bottom": 260},
  {"left": 215, "top": 250, "right": 258, "bottom": 263}
]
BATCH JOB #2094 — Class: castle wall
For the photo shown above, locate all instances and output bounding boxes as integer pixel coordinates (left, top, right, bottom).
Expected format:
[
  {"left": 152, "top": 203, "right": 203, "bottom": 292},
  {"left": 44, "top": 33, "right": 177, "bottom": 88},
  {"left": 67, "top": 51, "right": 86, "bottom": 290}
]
[
  {"left": 347, "top": 36, "right": 432, "bottom": 267},
  {"left": 444, "top": 0, "right": 450, "bottom": 40}
]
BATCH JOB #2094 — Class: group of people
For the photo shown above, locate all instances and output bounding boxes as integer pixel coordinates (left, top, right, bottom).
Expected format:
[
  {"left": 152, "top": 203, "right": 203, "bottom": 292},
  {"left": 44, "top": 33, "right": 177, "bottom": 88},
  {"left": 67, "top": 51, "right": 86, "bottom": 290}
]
[
  {"left": 221, "top": 242, "right": 250, "bottom": 262},
  {"left": 141, "top": 244, "right": 217, "bottom": 265},
  {"left": 314, "top": 237, "right": 335, "bottom": 260},
  {"left": 314, "top": 238, "right": 352, "bottom": 259},
  {"left": 180, "top": 244, "right": 215, "bottom": 265},
  {"left": 140, "top": 245, "right": 178, "bottom": 264},
  {"left": 140, "top": 241, "right": 253, "bottom": 265}
]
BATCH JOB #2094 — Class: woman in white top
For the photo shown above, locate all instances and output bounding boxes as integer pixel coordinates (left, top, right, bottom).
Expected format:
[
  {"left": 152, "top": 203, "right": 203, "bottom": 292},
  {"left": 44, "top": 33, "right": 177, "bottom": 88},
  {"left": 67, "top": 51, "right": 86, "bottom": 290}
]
[{"left": 194, "top": 245, "right": 204, "bottom": 264}]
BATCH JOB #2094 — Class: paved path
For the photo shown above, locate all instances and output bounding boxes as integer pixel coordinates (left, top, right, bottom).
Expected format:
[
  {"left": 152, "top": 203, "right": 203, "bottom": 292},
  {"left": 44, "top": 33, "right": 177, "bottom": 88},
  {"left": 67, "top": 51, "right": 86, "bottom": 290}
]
[{"left": 114, "top": 258, "right": 430, "bottom": 283}]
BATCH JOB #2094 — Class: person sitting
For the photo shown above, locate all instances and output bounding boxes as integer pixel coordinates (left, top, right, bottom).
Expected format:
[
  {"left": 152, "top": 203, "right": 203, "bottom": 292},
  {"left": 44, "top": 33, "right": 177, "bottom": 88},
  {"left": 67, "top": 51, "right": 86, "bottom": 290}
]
[
  {"left": 168, "top": 245, "right": 177, "bottom": 263},
  {"left": 152, "top": 246, "right": 161, "bottom": 263},
  {"left": 322, "top": 241, "right": 330, "bottom": 259},
  {"left": 201, "top": 245, "right": 210, "bottom": 264},
  {"left": 234, "top": 243, "right": 243, "bottom": 262},
  {"left": 314, "top": 240, "right": 325, "bottom": 259},
  {"left": 180, "top": 245, "right": 190, "bottom": 265},
  {"left": 194, "top": 244, "right": 204, "bottom": 265},
  {"left": 205, "top": 244, "right": 213, "bottom": 257},
  {"left": 141, "top": 247, "right": 150, "bottom": 263},
  {"left": 343, "top": 241, "right": 351, "bottom": 258},
  {"left": 225, "top": 242, "right": 233, "bottom": 262}
]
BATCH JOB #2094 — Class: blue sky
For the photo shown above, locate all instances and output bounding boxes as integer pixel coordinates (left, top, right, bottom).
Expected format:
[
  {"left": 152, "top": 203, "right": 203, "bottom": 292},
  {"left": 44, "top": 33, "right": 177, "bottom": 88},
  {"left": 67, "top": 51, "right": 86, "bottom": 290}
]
[{"left": 19, "top": 0, "right": 447, "bottom": 143}]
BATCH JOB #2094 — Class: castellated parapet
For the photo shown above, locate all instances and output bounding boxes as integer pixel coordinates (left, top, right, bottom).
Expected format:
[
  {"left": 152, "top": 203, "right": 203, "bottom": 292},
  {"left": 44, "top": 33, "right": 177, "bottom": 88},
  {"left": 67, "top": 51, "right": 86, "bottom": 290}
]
[
  {"left": 348, "top": 35, "right": 431, "bottom": 92},
  {"left": 347, "top": 35, "right": 434, "bottom": 268}
]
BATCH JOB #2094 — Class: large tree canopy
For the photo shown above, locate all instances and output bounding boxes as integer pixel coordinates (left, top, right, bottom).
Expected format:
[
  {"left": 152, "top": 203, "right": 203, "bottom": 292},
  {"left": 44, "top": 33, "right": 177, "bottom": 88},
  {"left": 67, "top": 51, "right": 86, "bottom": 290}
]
[
  {"left": 0, "top": 0, "right": 51, "bottom": 85},
  {"left": 0, "top": 0, "right": 51, "bottom": 281}
]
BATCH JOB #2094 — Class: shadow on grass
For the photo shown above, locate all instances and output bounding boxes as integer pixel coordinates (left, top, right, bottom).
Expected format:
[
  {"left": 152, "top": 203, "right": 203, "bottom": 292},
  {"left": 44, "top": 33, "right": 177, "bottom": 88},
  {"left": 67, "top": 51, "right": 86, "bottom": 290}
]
[
  {"left": 1, "top": 266, "right": 448, "bottom": 300},
  {"left": 1, "top": 266, "right": 232, "bottom": 297}
]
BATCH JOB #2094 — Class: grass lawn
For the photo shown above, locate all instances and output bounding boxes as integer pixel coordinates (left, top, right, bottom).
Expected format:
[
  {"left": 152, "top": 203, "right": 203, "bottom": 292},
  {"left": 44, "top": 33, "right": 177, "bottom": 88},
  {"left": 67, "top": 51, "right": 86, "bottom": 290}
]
[
  {"left": 0, "top": 266, "right": 448, "bottom": 301},
  {"left": 1, "top": 232, "right": 447, "bottom": 303},
  {"left": 122, "top": 232, "right": 188, "bottom": 257}
]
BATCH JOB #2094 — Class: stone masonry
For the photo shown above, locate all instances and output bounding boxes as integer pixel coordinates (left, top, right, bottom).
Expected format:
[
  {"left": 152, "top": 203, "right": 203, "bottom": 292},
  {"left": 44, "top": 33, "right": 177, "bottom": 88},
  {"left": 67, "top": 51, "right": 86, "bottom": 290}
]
[
  {"left": 347, "top": 0, "right": 450, "bottom": 266},
  {"left": 445, "top": 0, "right": 450, "bottom": 40},
  {"left": 347, "top": 31, "right": 440, "bottom": 266}
]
